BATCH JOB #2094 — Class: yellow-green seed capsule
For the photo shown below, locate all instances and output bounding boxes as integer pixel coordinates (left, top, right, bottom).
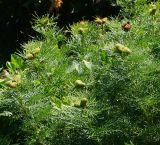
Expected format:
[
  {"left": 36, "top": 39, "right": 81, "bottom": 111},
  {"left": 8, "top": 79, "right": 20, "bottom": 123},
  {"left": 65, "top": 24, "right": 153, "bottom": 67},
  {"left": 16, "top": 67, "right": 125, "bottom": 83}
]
[
  {"left": 31, "top": 47, "right": 41, "bottom": 55},
  {"left": 6, "top": 81, "right": 17, "bottom": 88},
  {"left": 1, "top": 70, "right": 10, "bottom": 78},
  {"left": 115, "top": 43, "right": 132, "bottom": 54},
  {"left": 26, "top": 53, "right": 34, "bottom": 59},
  {"left": 78, "top": 28, "right": 85, "bottom": 34},
  {"left": 94, "top": 17, "right": 103, "bottom": 24},
  {"left": 13, "top": 74, "right": 21, "bottom": 84},
  {"left": 75, "top": 80, "right": 86, "bottom": 88},
  {"left": 73, "top": 102, "right": 81, "bottom": 108}
]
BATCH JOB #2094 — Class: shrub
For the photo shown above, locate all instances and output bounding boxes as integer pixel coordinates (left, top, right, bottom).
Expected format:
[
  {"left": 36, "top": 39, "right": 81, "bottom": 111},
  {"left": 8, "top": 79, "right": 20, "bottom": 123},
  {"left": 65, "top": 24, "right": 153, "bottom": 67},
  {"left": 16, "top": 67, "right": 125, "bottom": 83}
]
[{"left": 0, "top": 1, "right": 160, "bottom": 144}]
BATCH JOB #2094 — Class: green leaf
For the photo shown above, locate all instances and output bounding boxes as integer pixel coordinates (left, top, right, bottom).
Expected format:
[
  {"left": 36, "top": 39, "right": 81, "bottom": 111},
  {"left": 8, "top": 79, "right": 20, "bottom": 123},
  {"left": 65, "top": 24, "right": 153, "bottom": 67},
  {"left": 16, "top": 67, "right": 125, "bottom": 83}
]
[
  {"left": 11, "top": 54, "right": 24, "bottom": 69},
  {"left": 67, "top": 60, "right": 82, "bottom": 74},
  {"left": 101, "top": 51, "right": 108, "bottom": 64},
  {"left": 83, "top": 60, "right": 92, "bottom": 71},
  {"left": 50, "top": 96, "right": 62, "bottom": 109},
  {"left": 6, "top": 61, "right": 15, "bottom": 72},
  {"left": 0, "top": 79, "right": 5, "bottom": 87},
  {"left": 33, "top": 80, "right": 41, "bottom": 86},
  {"left": 0, "top": 111, "right": 13, "bottom": 117},
  {"left": 6, "top": 54, "right": 24, "bottom": 72}
]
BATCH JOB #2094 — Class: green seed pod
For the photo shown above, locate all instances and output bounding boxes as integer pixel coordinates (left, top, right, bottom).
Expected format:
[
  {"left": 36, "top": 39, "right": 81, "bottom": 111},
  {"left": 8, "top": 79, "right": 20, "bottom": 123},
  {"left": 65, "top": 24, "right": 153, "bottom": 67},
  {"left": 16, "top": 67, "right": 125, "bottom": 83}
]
[
  {"left": 75, "top": 80, "right": 86, "bottom": 88},
  {"left": 94, "top": 17, "right": 103, "bottom": 24},
  {"left": 115, "top": 43, "right": 132, "bottom": 54},
  {"left": 101, "top": 17, "right": 108, "bottom": 24},
  {"left": 78, "top": 28, "right": 85, "bottom": 34},
  {"left": 31, "top": 47, "right": 41, "bottom": 55},
  {"left": 123, "top": 46, "right": 132, "bottom": 53},
  {"left": 1, "top": 70, "right": 10, "bottom": 78},
  {"left": 74, "top": 102, "right": 81, "bottom": 108},
  {"left": 26, "top": 53, "right": 34, "bottom": 60},
  {"left": 13, "top": 74, "right": 21, "bottom": 84},
  {"left": 6, "top": 81, "right": 17, "bottom": 88}
]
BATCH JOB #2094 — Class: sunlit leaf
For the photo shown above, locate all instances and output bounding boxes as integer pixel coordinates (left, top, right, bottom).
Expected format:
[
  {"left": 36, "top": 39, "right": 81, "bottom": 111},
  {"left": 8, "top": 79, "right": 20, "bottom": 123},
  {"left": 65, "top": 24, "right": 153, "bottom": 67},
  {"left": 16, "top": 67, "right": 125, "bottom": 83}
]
[
  {"left": 67, "top": 60, "right": 82, "bottom": 74},
  {"left": 0, "top": 111, "right": 12, "bottom": 117},
  {"left": 50, "top": 96, "right": 62, "bottom": 109},
  {"left": 83, "top": 60, "right": 92, "bottom": 71},
  {"left": 11, "top": 54, "right": 24, "bottom": 69}
]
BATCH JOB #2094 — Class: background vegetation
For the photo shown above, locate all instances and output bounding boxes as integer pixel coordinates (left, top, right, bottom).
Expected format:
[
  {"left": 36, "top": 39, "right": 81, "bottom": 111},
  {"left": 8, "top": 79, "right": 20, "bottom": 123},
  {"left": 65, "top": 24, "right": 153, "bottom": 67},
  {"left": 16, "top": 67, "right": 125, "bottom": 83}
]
[
  {"left": 0, "top": 0, "right": 123, "bottom": 67},
  {"left": 0, "top": 0, "right": 160, "bottom": 145}
]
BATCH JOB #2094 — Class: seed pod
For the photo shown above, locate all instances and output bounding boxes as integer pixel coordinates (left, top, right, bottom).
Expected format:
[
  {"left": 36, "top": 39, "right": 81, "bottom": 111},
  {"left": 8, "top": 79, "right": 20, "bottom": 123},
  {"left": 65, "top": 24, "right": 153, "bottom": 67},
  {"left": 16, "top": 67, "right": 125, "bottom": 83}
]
[
  {"left": 6, "top": 81, "right": 17, "bottom": 88},
  {"left": 73, "top": 102, "right": 81, "bottom": 108},
  {"left": 80, "top": 21, "right": 87, "bottom": 26},
  {"left": 1, "top": 70, "right": 10, "bottom": 78},
  {"left": 75, "top": 80, "right": 86, "bottom": 88},
  {"left": 13, "top": 74, "right": 21, "bottom": 84},
  {"left": 115, "top": 43, "right": 132, "bottom": 54},
  {"left": 78, "top": 28, "right": 85, "bottom": 34},
  {"left": 123, "top": 47, "right": 132, "bottom": 53},
  {"left": 26, "top": 53, "right": 34, "bottom": 60},
  {"left": 101, "top": 17, "right": 108, "bottom": 24},
  {"left": 31, "top": 47, "right": 41, "bottom": 55},
  {"left": 80, "top": 98, "right": 88, "bottom": 108},
  {"left": 94, "top": 17, "right": 103, "bottom": 24}
]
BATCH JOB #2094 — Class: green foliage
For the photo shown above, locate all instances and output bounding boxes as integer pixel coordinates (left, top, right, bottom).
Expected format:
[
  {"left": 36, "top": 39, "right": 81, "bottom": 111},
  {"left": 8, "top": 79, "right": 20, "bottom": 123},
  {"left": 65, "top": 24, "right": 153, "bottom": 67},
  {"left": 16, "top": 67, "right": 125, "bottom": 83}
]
[
  {"left": 0, "top": 1, "right": 160, "bottom": 144},
  {"left": 5, "top": 54, "right": 24, "bottom": 73}
]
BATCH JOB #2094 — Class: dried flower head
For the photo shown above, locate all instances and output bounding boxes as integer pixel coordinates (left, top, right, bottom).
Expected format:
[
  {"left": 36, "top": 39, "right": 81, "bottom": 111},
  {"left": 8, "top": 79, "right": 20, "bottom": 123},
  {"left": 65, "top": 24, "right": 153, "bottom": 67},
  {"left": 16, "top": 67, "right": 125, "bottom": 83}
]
[
  {"left": 122, "top": 21, "right": 132, "bottom": 31},
  {"left": 54, "top": 0, "right": 63, "bottom": 9},
  {"left": 94, "top": 17, "right": 108, "bottom": 25}
]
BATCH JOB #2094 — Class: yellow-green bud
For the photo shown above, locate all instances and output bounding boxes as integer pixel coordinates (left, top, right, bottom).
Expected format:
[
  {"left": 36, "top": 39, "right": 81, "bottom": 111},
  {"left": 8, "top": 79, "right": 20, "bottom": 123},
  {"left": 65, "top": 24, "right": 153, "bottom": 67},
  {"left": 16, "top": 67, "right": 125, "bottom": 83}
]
[
  {"left": 13, "top": 74, "right": 21, "bottom": 84},
  {"left": 6, "top": 81, "right": 17, "bottom": 88},
  {"left": 74, "top": 102, "right": 81, "bottom": 108},
  {"left": 26, "top": 53, "right": 34, "bottom": 59},
  {"left": 75, "top": 80, "right": 86, "bottom": 88},
  {"left": 31, "top": 47, "right": 41, "bottom": 55},
  {"left": 115, "top": 43, "right": 132, "bottom": 54}
]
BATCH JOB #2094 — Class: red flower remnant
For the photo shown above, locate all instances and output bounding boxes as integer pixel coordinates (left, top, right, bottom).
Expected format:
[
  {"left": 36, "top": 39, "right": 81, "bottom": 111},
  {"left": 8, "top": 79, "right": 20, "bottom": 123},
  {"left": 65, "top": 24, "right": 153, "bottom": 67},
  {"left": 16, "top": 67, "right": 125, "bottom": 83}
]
[{"left": 122, "top": 21, "right": 132, "bottom": 31}]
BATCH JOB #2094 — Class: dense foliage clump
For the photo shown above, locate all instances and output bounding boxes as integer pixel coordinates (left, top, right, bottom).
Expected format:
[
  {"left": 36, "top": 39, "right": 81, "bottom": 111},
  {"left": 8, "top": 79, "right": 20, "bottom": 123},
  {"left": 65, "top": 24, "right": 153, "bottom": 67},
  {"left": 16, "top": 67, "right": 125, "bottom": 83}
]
[{"left": 0, "top": 1, "right": 160, "bottom": 145}]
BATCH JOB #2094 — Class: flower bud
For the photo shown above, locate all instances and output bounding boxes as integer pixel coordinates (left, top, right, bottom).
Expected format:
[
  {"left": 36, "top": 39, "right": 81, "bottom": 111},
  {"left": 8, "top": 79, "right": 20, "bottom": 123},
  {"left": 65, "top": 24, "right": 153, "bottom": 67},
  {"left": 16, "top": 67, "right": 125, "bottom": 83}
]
[
  {"left": 115, "top": 43, "right": 132, "bottom": 54},
  {"left": 31, "top": 47, "right": 41, "bottom": 55},
  {"left": 75, "top": 80, "right": 86, "bottom": 88},
  {"left": 26, "top": 53, "right": 34, "bottom": 60},
  {"left": 6, "top": 81, "right": 17, "bottom": 88},
  {"left": 74, "top": 102, "right": 81, "bottom": 108}
]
